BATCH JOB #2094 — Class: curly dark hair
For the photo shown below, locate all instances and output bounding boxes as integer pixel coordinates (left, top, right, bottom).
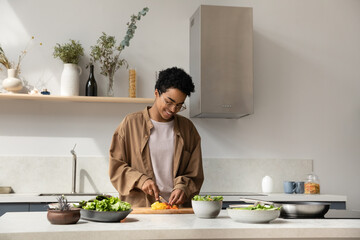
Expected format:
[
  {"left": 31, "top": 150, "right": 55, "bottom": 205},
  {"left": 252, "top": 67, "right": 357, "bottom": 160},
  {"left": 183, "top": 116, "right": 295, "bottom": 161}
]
[{"left": 155, "top": 67, "right": 195, "bottom": 96}]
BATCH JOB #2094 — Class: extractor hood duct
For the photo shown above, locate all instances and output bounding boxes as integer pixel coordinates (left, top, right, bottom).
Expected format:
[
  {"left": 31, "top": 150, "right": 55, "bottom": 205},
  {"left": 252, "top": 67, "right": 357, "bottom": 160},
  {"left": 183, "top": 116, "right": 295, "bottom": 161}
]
[{"left": 189, "top": 5, "right": 254, "bottom": 118}]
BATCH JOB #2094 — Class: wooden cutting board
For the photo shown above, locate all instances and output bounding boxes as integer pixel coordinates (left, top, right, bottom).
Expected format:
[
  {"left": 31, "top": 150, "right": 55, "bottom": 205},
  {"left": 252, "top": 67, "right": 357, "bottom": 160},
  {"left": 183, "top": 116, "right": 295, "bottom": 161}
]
[{"left": 131, "top": 207, "right": 194, "bottom": 214}]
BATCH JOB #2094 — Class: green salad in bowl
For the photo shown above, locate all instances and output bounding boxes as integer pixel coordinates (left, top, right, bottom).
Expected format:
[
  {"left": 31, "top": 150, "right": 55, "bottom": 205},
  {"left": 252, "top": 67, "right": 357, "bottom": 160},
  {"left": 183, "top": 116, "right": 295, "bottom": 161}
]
[
  {"left": 233, "top": 204, "right": 281, "bottom": 210},
  {"left": 191, "top": 195, "right": 223, "bottom": 218},
  {"left": 76, "top": 195, "right": 131, "bottom": 212},
  {"left": 75, "top": 195, "right": 132, "bottom": 222},
  {"left": 192, "top": 195, "right": 224, "bottom": 201},
  {"left": 227, "top": 204, "right": 281, "bottom": 223}
]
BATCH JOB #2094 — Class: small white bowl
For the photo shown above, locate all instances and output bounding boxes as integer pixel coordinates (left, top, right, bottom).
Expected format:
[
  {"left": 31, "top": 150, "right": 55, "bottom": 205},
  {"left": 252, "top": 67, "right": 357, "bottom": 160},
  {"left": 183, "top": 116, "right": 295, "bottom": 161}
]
[
  {"left": 191, "top": 200, "right": 222, "bottom": 218},
  {"left": 227, "top": 205, "right": 280, "bottom": 223}
]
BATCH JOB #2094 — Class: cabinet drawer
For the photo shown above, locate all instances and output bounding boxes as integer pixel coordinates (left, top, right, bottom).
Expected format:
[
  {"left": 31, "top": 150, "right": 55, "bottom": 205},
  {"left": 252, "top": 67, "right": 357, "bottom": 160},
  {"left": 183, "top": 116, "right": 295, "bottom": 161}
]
[
  {"left": 29, "top": 203, "right": 48, "bottom": 212},
  {"left": 0, "top": 203, "right": 29, "bottom": 216}
]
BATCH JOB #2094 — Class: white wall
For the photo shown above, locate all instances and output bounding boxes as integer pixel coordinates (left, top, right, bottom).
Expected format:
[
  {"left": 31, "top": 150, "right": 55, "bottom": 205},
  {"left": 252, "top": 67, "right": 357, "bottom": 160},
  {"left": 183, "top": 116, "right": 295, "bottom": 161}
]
[{"left": 1, "top": 0, "right": 359, "bottom": 209}]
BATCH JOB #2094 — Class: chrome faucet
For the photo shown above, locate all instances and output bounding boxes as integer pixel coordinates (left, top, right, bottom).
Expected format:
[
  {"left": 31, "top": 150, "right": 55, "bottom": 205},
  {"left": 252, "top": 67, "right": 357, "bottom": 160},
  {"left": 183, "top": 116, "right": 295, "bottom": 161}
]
[{"left": 70, "top": 144, "right": 77, "bottom": 194}]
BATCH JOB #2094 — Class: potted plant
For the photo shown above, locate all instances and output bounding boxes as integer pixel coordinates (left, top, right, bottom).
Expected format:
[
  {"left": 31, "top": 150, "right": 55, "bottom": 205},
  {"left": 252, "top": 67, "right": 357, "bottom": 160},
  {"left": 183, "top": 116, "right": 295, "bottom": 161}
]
[
  {"left": 47, "top": 195, "right": 80, "bottom": 225},
  {"left": 53, "top": 39, "right": 84, "bottom": 96},
  {"left": 1, "top": 36, "right": 41, "bottom": 93},
  {"left": 90, "top": 7, "right": 149, "bottom": 97}
]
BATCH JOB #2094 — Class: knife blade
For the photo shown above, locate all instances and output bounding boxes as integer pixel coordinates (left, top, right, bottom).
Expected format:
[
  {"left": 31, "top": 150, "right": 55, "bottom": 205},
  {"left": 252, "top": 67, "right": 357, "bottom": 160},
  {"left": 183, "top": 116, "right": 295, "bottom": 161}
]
[{"left": 159, "top": 195, "right": 169, "bottom": 204}]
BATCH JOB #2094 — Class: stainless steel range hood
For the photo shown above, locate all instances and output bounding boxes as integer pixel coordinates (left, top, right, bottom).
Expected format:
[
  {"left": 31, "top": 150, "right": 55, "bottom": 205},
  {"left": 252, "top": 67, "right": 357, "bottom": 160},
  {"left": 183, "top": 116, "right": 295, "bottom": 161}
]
[{"left": 189, "top": 5, "right": 254, "bottom": 118}]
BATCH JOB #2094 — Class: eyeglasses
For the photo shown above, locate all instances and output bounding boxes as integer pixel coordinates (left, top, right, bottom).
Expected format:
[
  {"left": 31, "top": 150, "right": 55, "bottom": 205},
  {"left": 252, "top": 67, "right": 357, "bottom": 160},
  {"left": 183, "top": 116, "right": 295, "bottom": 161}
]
[{"left": 160, "top": 94, "right": 187, "bottom": 112}]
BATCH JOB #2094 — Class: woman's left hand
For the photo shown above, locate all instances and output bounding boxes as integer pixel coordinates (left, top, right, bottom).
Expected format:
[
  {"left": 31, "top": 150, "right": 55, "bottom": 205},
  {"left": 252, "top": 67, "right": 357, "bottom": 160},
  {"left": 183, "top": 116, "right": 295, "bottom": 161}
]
[{"left": 169, "top": 189, "right": 186, "bottom": 205}]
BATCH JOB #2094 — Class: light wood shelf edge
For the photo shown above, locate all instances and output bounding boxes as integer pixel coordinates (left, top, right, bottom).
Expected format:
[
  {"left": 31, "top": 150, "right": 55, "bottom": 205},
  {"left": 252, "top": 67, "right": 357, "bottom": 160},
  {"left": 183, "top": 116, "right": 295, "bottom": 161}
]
[{"left": 0, "top": 93, "right": 154, "bottom": 104}]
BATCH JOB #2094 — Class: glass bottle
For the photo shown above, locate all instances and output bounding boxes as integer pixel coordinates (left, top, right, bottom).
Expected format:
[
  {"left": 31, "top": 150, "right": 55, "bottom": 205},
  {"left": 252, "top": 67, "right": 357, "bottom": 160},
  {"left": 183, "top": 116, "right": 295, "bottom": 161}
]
[{"left": 86, "top": 64, "right": 97, "bottom": 96}]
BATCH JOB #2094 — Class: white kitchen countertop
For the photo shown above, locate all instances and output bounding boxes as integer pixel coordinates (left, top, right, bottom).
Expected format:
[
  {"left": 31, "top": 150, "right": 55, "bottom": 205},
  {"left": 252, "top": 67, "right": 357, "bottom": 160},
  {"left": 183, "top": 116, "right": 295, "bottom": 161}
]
[
  {"left": 0, "top": 211, "right": 359, "bottom": 240},
  {"left": 0, "top": 193, "right": 347, "bottom": 203}
]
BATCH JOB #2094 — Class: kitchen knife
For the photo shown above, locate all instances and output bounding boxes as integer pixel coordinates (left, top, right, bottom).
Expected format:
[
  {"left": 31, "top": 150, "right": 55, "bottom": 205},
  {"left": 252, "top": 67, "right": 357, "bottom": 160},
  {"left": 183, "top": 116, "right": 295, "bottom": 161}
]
[{"left": 159, "top": 195, "right": 169, "bottom": 204}]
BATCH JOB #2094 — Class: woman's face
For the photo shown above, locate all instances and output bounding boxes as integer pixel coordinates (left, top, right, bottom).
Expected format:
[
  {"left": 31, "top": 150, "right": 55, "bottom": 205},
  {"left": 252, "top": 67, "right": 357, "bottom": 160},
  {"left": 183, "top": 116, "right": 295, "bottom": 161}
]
[{"left": 152, "top": 88, "right": 187, "bottom": 122}]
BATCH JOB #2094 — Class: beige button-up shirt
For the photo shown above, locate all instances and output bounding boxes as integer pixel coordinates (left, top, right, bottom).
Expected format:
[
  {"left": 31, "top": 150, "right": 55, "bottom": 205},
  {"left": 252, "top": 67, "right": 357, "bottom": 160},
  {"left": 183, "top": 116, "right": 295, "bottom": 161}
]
[{"left": 109, "top": 107, "right": 204, "bottom": 207}]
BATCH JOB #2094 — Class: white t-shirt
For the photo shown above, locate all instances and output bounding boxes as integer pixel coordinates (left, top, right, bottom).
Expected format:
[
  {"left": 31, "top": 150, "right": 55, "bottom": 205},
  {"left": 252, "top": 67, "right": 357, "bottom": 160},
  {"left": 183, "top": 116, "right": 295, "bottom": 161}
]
[{"left": 149, "top": 119, "right": 175, "bottom": 200}]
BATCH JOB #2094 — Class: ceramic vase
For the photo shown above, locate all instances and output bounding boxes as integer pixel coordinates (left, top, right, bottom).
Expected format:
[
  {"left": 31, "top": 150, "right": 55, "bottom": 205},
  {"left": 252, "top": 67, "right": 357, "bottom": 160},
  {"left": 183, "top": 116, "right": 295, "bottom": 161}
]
[
  {"left": 60, "top": 63, "right": 82, "bottom": 96},
  {"left": 262, "top": 175, "right": 273, "bottom": 193},
  {"left": 2, "top": 69, "right": 23, "bottom": 93}
]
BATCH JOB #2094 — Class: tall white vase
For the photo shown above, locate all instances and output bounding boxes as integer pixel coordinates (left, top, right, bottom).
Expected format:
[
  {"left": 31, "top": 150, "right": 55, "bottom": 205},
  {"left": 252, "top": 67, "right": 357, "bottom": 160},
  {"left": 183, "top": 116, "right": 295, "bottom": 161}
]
[
  {"left": 2, "top": 69, "right": 23, "bottom": 93},
  {"left": 262, "top": 175, "right": 273, "bottom": 193},
  {"left": 60, "top": 63, "right": 82, "bottom": 96}
]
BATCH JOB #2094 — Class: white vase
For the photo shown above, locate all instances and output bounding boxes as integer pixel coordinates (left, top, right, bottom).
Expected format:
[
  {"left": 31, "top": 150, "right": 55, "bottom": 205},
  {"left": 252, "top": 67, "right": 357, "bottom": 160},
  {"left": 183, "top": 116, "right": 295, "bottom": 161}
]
[
  {"left": 60, "top": 63, "right": 82, "bottom": 96},
  {"left": 2, "top": 69, "right": 23, "bottom": 93},
  {"left": 261, "top": 176, "right": 273, "bottom": 193}
]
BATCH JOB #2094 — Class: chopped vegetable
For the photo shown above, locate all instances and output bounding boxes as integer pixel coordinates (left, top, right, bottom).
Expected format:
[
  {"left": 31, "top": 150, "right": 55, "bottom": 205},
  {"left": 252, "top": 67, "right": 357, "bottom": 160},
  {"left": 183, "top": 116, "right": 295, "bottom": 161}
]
[
  {"left": 192, "top": 195, "right": 223, "bottom": 201},
  {"left": 233, "top": 204, "right": 281, "bottom": 210},
  {"left": 151, "top": 201, "right": 178, "bottom": 210},
  {"left": 76, "top": 195, "right": 131, "bottom": 212}
]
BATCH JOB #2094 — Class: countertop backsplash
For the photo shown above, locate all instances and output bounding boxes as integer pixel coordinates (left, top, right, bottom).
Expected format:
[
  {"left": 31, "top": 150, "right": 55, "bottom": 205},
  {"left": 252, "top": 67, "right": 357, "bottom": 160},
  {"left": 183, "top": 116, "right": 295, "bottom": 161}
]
[
  {"left": 0, "top": 156, "right": 312, "bottom": 194},
  {"left": 0, "top": 156, "right": 114, "bottom": 194},
  {"left": 201, "top": 158, "right": 313, "bottom": 193}
]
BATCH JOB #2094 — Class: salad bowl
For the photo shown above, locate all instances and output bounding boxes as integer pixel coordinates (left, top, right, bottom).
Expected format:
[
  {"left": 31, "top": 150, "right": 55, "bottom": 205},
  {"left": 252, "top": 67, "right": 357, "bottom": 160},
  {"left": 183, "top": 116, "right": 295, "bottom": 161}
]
[
  {"left": 191, "top": 195, "right": 223, "bottom": 219},
  {"left": 227, "top": 204, "right": 280, "bottom": 223},
  {"left": 80, "top": 209, "right": 132, "bottom": 222},
  {"left": 76, "top": 195, "right": 132, "bottom": 222}
]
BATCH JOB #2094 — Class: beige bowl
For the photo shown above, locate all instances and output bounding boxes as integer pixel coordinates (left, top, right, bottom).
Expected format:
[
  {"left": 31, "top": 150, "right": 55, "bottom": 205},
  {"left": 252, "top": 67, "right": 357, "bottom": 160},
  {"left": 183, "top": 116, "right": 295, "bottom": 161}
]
[
  {"left": 191, "top": 200, "right": 222, "bottom": 218},
  {"left": 227, "top": 205, "right": 280, "bottom": 223}
]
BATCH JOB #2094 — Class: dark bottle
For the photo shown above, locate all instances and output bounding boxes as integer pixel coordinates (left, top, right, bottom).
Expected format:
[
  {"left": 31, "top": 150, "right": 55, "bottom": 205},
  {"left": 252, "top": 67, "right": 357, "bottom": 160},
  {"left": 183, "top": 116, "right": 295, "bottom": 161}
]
[{"left": 86, "top": 64, "right": 97, "bottom": 96}]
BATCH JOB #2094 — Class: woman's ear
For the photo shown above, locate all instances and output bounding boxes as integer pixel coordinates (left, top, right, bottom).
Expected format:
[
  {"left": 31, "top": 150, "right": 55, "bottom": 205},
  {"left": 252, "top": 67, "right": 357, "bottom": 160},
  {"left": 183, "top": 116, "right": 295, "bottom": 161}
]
[{"left": 155, "top": 89, "right": 159, "bottom": 97}]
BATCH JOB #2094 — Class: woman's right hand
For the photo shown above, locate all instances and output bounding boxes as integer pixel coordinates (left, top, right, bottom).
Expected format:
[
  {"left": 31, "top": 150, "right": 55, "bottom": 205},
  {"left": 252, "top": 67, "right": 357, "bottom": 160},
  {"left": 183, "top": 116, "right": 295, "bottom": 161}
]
[{"left": 142, "top": 179, "right": 160, "bottom": 200}]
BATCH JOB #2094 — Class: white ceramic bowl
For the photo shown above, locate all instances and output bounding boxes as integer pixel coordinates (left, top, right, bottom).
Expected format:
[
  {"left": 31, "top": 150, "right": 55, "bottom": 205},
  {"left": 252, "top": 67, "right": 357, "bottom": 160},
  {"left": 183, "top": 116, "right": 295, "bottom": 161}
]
[
  {"left": 191, "top": 200, "right": 222, "bottom": 218},
  {"left": 227, "top": 205, "right": 280, "bottom": 223}
]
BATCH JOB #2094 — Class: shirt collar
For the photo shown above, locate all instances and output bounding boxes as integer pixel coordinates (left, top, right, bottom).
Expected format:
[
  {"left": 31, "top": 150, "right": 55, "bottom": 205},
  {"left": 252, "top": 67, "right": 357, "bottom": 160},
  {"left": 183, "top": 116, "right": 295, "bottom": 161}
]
[{"left": 142, "top": 106, "right": 181, "bottom": 136}]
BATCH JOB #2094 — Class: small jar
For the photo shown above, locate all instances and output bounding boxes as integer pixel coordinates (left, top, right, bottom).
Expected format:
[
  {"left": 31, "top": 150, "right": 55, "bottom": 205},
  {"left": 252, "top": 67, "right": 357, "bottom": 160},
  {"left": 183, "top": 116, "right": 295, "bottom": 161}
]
[
  {"left": 304, "top": 173, "right": 320, "bottom": 194},
  {"left": 41, "top": 88, "right": 50, "bottom": 95}
]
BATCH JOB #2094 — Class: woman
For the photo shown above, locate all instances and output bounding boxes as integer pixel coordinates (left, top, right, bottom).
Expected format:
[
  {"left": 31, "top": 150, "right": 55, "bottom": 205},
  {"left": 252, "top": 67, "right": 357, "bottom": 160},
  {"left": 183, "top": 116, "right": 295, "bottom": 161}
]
[{"left": 109, "top": 67, "right": 204, "bottom": 207}]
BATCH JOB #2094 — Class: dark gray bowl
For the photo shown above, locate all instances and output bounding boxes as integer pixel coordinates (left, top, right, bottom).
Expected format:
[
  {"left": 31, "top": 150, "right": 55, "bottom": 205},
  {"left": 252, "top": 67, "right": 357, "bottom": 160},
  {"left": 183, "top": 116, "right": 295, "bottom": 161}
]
[{"left": 80, "top": 209, "right": 132, "bottom": 222}]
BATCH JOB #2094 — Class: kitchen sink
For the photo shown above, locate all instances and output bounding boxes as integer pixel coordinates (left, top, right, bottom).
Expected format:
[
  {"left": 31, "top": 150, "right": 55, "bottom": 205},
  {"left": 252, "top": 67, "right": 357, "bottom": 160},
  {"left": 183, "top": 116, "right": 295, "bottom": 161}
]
[{"left": 39, "top": 193, "right": 102, "bottom": 196}]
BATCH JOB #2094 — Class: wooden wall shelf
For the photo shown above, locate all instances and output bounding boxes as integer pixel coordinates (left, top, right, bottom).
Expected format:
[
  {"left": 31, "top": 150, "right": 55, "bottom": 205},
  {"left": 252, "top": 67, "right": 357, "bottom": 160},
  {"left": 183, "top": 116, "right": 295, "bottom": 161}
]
[{"left": 0, "top": 93, "right": 154, "bottom": 104}]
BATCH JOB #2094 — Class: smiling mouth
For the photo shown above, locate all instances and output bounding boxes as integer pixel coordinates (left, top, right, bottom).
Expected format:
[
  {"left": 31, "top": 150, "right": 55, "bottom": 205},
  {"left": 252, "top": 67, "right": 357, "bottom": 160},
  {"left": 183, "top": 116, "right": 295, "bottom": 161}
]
[{"left": 164, "top": 110, "right": 173, "bottom": 118}]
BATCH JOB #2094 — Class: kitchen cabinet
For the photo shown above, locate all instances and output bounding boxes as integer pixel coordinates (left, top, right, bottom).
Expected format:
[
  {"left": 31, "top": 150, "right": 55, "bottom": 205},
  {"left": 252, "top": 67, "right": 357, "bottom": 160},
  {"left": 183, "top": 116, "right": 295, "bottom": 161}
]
[
  {"left": 0, "top": 203, "right": 29, "bottom": 216},
  {"left": 29, "top": 203, "right": 48, "bottom": 212},
  {"left": 0, "top": 93, "right": 154, "bottom": 104},
  {"left": 0, "top": 203, "right": 49, "bottom": 216},
  {"left": 0, "top": 194, "right": 97, "bottom": 216}
]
